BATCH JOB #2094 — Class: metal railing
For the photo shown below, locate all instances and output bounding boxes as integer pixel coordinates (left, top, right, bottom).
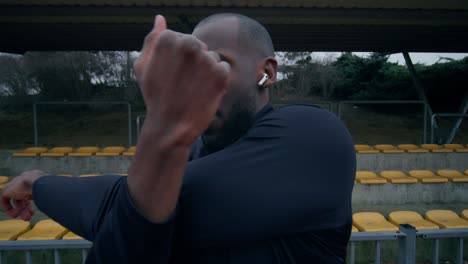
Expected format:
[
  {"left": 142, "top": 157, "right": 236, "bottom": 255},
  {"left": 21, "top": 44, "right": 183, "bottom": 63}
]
[
  {"left": 418, "top": 228, "right": 468, "bottom": 264},
  {"left": 430, "top": 113, "right": 468, "bottom": 144},
  {"left": 348, "top": 229, "right": 405, "bottom": 264},
  {"left": 33, "top": 101, "right": 133, "bottom": 147},
  {"left": 337, "top": 100, "right": 428, "bottom": 144}
]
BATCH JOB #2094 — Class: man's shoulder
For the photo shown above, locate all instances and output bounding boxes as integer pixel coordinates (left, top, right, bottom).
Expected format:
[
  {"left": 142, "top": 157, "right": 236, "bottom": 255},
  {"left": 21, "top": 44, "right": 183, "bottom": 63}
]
[{"left": 260, "top": 104, "right": 338, "bottom": 128}]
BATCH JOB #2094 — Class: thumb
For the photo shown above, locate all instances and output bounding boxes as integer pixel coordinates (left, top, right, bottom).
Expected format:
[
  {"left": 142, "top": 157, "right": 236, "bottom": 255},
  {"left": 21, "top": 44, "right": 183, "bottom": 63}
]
[{"left": 154, "top": 15, "right": 167, "bottom": 34}]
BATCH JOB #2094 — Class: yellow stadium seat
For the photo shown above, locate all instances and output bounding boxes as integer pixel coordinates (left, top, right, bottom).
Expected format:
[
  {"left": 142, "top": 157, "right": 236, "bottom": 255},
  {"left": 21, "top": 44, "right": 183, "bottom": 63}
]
[
  {"left": 397, "top": 144, "right": 429, "bottom": 153},
  {"left": 425, "top": 210, "right": 468, "bottom": 229},
  {"left": 461, "top": 210, "right": 468, "bottom": 220},
  {"left": 123, "top": 146, "right": 137, "bottom": 156},
  {"left": 388, "top": 211, "right": 439, "bottom": 230},
  {"left": 436, "top": 169, "right": 468, "bottom": 182},
  {"left": 40, "top": 147, "right": 74, "bottom": 157},
  {"left": 79, "top": 174, "right": 101, "bottom": 177},
  {"left": 407, "top": 170, "right": 448, "bottom": 183},
  {"left": 17, "top": 219, "right": 68, "bottom": 240},
  {"left": 355, "top": 171, "right": 387, "bottom": 184},
  {"left": 352, "top": 225, "right": 359, "bottom": 232},
  {"left": 465, "top": 169, "right": 468, "bottom": 176},
  {"left": 353, "top": 212, "right": 398, "bottom": 232},
  {"left": 374, "top": 144, "right": 405, "bottom": 153},
  {"left": 0, "top": 176, "right": 9, "bottom": 185},
  {"left": 379, "top": 171, "right": 417, "bottom": 184},
  {"left": 420, "top": 144, "right": 453, "bottom": 153},
  {"left": 13, "top": 147, "right": 48, "bottom": 157},
  {"left": 0, "top": 220, "right": 31, "bottom": 240},
  {"left": 443, "top": 144, "right": 468, "bottom": 152},
  {"left": 354, "top": 145, "right": 379, "bottom": 154},
  {"left": 68, "top": 146, "right": 100, "bottom": 157},
  {"left": 62, "top": 231, "right": 83, "bottom": 240},
  {"left": 95, "top": 146, "right": 125, "bottom": 156}
]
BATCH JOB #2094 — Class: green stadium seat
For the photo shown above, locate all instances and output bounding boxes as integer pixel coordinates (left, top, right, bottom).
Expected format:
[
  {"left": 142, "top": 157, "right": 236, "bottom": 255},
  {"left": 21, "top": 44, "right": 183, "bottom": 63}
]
[
  {"left": 0, "top": 220, "right": 31, "bottom": 240},
  {"left": 68, "top": 146, "right": 100, "bottom": 156},
  {"left": 354, "top": 145, "right": 379, "bottom": 154},
  {"left": 425, "top": 210, "right": 468, "bottom": 229},
  {"left": 379, "top": 171, "right": 417, "bottom": 184},
  {"left": 123, "top": 146, "right": 136, "bottom": 156},
  {"left": 95, "top": 146, "right": 125, "bottom": 156},
  {"left": 461, "top": 210, "right": 468, "bottom": 220},
  {"left": 353, "top": 212, "right": 398, "bottom": 232},
  {"left": 420, "top": 144, "right": 453, "bottom": 153},
  {"left": 62, "top": 231, "right": 83, "bottom": 240},
  {"left": 407, "top": 170, "right": 448, "bottom": 183},
  {"left": 17, "top": 219, "right": 68, "bottom": 240},
  {"left": 388, "top": 211, "right": 439, "bottom": 230},
  {"left": 443, "top": 144, "right": 468, "bottom": 152},
  {"left": 13, "top": 147, "right": 48, "bottom": 157},
  {"left": 40, "top": 147, "right": 74, "bottom": 157},
  {"left": 374, "top": 144, "right": 405, "bottom": 153},
  {"left": 436, "top": 169, "right": 468, "bottom": 182},
  {"left": 397, "top": 144, "right": 429, "bottom": 153},
  {"left": 355, "top": 171, "right": 387, "bottom": 184}
]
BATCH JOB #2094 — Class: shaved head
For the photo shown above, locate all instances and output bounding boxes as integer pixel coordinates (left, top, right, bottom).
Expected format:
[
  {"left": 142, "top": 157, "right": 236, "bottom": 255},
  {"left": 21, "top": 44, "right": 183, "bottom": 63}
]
[{"left": 195, "top": 13, "right": 275, "bottom": 59}]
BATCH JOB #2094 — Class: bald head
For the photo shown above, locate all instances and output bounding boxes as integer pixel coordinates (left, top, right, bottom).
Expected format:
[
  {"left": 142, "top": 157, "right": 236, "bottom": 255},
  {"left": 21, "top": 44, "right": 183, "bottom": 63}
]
[{"left": 194, "top": 13, "right": 275, "bottom": 59}]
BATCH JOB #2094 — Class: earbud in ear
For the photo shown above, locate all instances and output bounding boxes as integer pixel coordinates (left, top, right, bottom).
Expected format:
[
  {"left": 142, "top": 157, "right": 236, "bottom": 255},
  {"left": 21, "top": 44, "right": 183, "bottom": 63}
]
[{"left": 257, "top": 73, "right": 269, "bottom": 87}]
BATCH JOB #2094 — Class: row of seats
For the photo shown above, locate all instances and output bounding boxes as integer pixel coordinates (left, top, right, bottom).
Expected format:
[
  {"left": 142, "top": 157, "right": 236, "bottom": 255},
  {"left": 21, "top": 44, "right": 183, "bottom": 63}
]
[
  {"left": 356, "top": 169, "right": 468, "bottom": 184},
  {"left": 353, "top": 209, "right": 468, "bottom": 232},
  {"left": 13, "top": 146, "right": 136, "bottom": 157},
  {"left": 355, "top": 144, "right": 468, "bottom": 153},
  {"left": 0, "top": 219, "right": 81, "bottom": 241}
]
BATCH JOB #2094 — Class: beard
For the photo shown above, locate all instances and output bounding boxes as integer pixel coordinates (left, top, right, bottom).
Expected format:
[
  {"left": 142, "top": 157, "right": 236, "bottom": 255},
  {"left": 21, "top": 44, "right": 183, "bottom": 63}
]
[{"left": 201, "top": 93, "right": 256, "bottom": 153}]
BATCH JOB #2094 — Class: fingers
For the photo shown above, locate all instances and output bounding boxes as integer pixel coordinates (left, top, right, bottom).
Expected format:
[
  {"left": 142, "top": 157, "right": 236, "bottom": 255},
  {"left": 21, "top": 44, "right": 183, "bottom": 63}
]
[{"left": 1, "top": 196, "right": 16, "bottom": 217}]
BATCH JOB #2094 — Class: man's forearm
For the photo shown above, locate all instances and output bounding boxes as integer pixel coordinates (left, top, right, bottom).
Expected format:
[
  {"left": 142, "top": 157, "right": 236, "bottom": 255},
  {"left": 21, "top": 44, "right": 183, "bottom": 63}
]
[{"left": 127, "top": 116, "right": 191, "bottom": 223}]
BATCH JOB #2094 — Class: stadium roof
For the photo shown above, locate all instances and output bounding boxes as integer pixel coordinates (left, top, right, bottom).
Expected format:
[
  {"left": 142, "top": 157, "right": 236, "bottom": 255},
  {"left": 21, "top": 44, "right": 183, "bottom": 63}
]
[{"left": 1, "top": 0, "right": 468, "bottom": 52}]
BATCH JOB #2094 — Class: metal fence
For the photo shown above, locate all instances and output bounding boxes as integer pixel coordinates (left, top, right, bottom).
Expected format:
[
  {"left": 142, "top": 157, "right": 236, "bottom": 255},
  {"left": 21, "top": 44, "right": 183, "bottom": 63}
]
[
  {"left": 33, "top": 102, "right": 133, "bottom": 147},
  {"left": 0, "top": 225, "right": 466, "bottom": 264},
  {"left": 430, "top": 113, "right": 468, "bottom": 144}
]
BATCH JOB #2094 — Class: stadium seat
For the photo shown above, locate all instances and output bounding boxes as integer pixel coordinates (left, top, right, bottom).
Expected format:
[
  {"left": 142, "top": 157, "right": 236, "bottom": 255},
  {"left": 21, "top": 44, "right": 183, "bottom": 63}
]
[
  {"left": 461, "top": 210, "right": 468, "bottom": 220},
  {"left": 436, "top": 169, "right": 468, "bottom": 182},
  {"left": 465, "top": 169, "right": 468, "bottom": 176},
  {"left": 123, "top": 146, "right": 137, "bottom": 156},
  {"left": 355, "top": 171, "right": 387, "bottom": 184},
  {"left": 354, "top": 145, "right": 379, "bottom": 154},
  {"left": 443, "top": 144, "right": 468, "bottom": 152},
  {"left": 420, "top": 144, "right": 453, "bottom": 153},
  {"left": 397, "top": 144, "right": 429, "bottom": 153},
  {"left": 13, "top": 147, "right": 48, "bottom": 157},
  {"left": 388, "top": 211, "right": 439, "bottom": 230},
  {"left": 353, "top": 212, "right": 398, "bottom": 232},
  {"left": 79, "top": 174, "right": 101, "bottom": 177},
  {"left": 374, "top": 144, "right": 405, "bottom": 153},
  {"left": 379, "top": 171, "right": 418, "bottom": 184},
  {"left": 407, "top": 170, "right": 448, "bottom": 183},
  {"left": 95, "top": 146, "right": 125, "bottom": 156},
  {"left": 17, "top": 219, "right": 68, "bottom": 240},
  {"left": 0, "top": 176, "right": 10, "bottom": 189},
  {"left": 62, "top": 231, "right": 83, "bottom": 240},
  {"left": 40, "top": 147, "right": 74, "bottom": 157},
  {"left": 425, "top": 210, "right": 468, "bottom": 228},
  {"left": 0, "top": 220, "right": 31, "bottom": 240},
  {"left": 352, "top": 225, "right": 359, "bottom": 232},
  {"left": 68, "top": 146, "right": 100, "bottom": 156}
]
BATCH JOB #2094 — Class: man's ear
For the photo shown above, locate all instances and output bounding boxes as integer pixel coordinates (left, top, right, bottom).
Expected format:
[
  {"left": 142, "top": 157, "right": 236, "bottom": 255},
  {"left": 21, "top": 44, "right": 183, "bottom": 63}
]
[{"left": 258, "top": 57, "right": 277, "bottom": 88}]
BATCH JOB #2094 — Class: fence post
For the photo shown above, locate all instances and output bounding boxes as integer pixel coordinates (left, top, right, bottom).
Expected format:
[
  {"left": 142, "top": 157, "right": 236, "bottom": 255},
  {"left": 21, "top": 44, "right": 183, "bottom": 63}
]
[{"left": 398, "top": 224, "right": 416, "bottom": 264}]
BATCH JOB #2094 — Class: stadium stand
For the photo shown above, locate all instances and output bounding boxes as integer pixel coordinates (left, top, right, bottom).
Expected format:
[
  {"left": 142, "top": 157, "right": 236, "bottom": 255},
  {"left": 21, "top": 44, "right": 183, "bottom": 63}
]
[
  {"left": 462, "top": 210, "right": 468, "bottom": 220},
  {"left": 40, "top": 147, "right": 74, "bottom": 157},
  {"left": 420, "top": 144, "right": 453, "bottom": 153},
  {"left": 436, "top": 169, "right": 468, "bottom": 182},
  {"left": 397, "top": 144, "right": 429, "bottom": 153},
  {"left": 443, "top": 144, "right": 468, "bottom": 152},
  {"left": 12, "top": 147, "right": 48, "bottom": 157},
  {"left": 0, "top": 220, "right": 31, "bottom": 241},
  {"left": 355, "top": 171, "right": 387, "bottom": 184},
  {"left": 353, "top": 212, "right": 398, "bottom": 231},
  {"left": 68, "top": 146, "right": 100, "bottom": 157},
  {"left": 425, "top": 210, "right": 468, "bottom": 228},
  {"left": 354, "top": 145, "right": 379, "bottom": 154},
  {"left": 123, "top": 146, "right": 136, "bottom": 156},
  {"left": 407, "top": 170, "right": 449, "bottom": 183},
  {"left": 17, "top": 219, "right": 68, "bottom": 240},
  {"left": 62, "top": 231, "right": 83, "bottom": 240},
  {"left": 95, "top": 146, "right": 126, "bottom": 156},
  {"left": 388, "top": 211, "right": 439, "bottom": 230},
  {"left": 373, "top": 144, "right": 405, "bottom": 153},
  {"left": 379, "top": 171, "right": 418, "bottom": 184}
]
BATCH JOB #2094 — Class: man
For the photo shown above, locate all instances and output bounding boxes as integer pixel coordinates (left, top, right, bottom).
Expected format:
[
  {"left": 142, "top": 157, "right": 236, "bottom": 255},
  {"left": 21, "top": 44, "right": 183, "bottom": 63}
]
[{"left": 2, "top": 14, "right": 355, "bottom": 263}]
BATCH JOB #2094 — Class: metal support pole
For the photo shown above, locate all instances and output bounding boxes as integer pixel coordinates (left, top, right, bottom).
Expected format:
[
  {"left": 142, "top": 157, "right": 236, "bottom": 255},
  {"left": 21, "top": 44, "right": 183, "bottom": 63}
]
[
  {"left": 33, "top": 103, "right": 38, "bottom": 147},
  {"left": 82, "top": 249, "right": 88, "bottom": 264},
  {"left": 433, "top": 239, "right": 439, "bottom": 264},
  {"left": 398, "top": 224, "right": 416, "bottom": 264},
  {"left": 446, "top": 92, "right": 468, "bottom": 144},
  {"left": 375, "top": 240, "right": 381, "bottom": 264},
  {"left": 136, "top": 115, "right": 145, "bottom": 144},
  {"left": 127, "top": 103, "right": 132, "bottom": 147},
  {"left": 349, "top": 241, "right": 355, "bottom": 264},
  {"left": 25, "top": 250, "right": 32, "bottom": 264},
  {"left": 54, "top": 249, "right": 60, "bottom": 264},
  {"left": 456, "top": 238, "right": 464, "bottom": 264},
  {"left": 423, "top": 104, "right": 428, "bottom": 144}
]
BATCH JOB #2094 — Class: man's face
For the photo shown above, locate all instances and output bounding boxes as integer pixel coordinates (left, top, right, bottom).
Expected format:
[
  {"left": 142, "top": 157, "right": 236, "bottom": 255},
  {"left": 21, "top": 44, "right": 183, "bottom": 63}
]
[{"left": 193, "top": 18, "right": 258, "bottom": 152}]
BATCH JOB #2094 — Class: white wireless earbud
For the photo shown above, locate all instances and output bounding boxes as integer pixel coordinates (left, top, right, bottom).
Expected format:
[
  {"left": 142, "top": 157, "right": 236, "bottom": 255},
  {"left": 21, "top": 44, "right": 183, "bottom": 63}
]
[{"left": 257, "top": 73, "right": 269, "bottom": 87}]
